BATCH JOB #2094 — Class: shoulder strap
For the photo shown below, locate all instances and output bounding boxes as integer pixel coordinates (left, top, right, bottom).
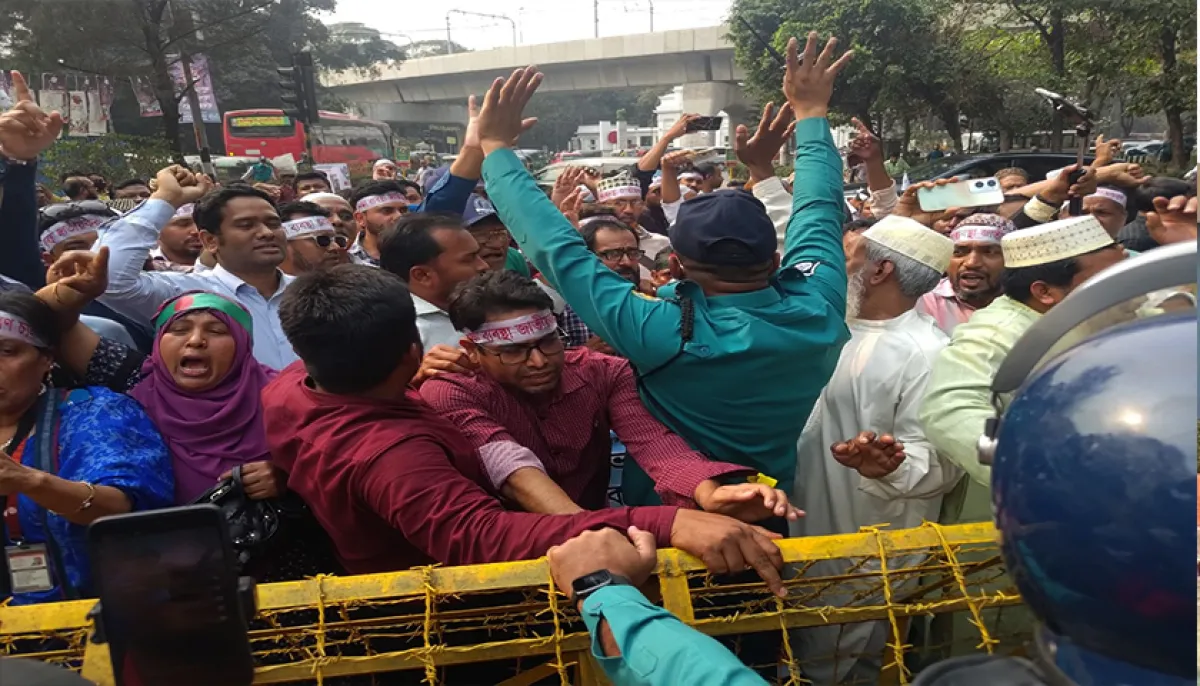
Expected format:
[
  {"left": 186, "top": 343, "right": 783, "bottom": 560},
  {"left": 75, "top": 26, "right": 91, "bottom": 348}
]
[{"left": 35, "top": 388, "right": 79, "bottom": 600}]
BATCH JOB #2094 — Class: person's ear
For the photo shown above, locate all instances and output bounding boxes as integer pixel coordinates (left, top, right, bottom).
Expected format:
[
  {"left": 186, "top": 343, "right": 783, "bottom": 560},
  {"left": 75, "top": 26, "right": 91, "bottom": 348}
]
[
  {"left": 460, "top": 338, "right": 482, "bottom": 366},
  {"left": 668, "top": 253, "right": 684, "bottom": 280},
  {"left": 41, "top": 251, "right": 55, "bottom": 268},
  {"left": 199, "top": 230, "right": 220, "bottom": 255},
  {"left": 409, "top": 264, "right": 434, "bottom": 287},
  {"left": 1029, "top": 280, "right": 1061, "bottom": 308},
  {"left": 870, "top": 260, "right": 893, "bottom": 286}
]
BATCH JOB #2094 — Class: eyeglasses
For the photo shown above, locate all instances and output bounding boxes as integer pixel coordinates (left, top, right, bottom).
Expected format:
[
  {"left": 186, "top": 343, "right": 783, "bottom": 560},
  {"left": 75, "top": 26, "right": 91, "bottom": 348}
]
[
  {"left": 297, "top": 234, "right": 349, "bottom": 249},
  {"left": 471, "top": 228, "right": 510, "bottom": 246},
  {"left": 478, "top": 333, "right": 566, "bottom": 366},
  {"left": 596, "top": 248, "right": 645, "bottom": 262}
]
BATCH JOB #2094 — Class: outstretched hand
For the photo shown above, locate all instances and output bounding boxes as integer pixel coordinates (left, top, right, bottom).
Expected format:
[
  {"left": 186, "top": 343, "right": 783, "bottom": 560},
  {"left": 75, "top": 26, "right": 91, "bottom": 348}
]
[
  {"left": 848, "top": 117, "right": 882, "bottom": 163},
  {"left": 831, "top": 431, "right": 906, "bottom": 479},
  {"left": 694, "top": 479, "right": 803, "bottom": 523},
  {"left": 477, "top": 66, "right": 542, "bottom": 155},
  {"left": 0, "top": 71, "right": 65, "bottom": 161},
  {"left": 46, "top": 247, "right": 110, "bottom": 310},
  {"left": 783, "top": 32, "right": 853, "bottom": 120},
  {"left": 733, "top": 101, "right": 795, "bottom": 182},
  {"left": 1146, "top": 194, "right": 1198, "bottom": 245}
]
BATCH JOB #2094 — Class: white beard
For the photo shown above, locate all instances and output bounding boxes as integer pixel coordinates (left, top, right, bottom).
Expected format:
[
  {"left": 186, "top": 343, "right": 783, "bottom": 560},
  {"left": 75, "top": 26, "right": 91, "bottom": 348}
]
[{"left": 845, "top": 267, "right": 868, "bottom": 321}]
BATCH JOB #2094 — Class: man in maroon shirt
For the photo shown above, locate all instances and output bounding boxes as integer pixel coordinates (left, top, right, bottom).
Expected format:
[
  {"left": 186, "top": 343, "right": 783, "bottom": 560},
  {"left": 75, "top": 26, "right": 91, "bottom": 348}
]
[
  {"left": 267, "top": 264, "right": 788, "bottom": 595},
  {"left": 421, "top": 270, "right": 801, "bottom": 520}
]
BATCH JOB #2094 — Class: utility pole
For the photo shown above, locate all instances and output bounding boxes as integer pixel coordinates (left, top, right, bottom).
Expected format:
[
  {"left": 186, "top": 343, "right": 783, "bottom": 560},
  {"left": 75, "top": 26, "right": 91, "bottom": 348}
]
[
  {"left": 445, "top": 13, "right": 454, "bottom": 54},
  {"left": 447, "top": 10, "right": 518, "bottom": 48},
  {"left": 648, "top": 0, "right": 654, "bottom": 32},
  {"left": 168, "top": 0, "right": 214, "bottom": 176},
  {"left": 594, "top": 0, "right": 599, "bottom": 38}
]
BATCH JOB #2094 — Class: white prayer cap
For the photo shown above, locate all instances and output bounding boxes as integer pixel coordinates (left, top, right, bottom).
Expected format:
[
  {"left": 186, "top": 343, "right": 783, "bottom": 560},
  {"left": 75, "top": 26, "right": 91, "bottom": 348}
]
[
  {"left": 373, "top": 158, "right": 396, "bottom": 169},
  {"left": 300, "top": 192, "right": 346, "bottom": 204},
  {"left": 862, "top": 215, "right": 954, "bottom": 273},
  {"left": 1001, "top": 215, "right": 1114, "bottom": 269}
]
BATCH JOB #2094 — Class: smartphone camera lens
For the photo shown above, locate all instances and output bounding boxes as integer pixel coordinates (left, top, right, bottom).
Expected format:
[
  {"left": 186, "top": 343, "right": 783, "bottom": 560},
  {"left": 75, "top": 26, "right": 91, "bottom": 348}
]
[
  {"left": 987, "top": 179, "right": 997, "bottom": 187},
  {"left": 973, "top": 181, "right": 984, "bottom": 189}
]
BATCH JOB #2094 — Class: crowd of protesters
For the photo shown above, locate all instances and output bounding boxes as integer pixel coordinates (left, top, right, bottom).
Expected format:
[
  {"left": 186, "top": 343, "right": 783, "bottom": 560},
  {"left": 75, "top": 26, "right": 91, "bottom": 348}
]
[{"left": 0, "top": 27, "right": 1195, "bottom": 685}]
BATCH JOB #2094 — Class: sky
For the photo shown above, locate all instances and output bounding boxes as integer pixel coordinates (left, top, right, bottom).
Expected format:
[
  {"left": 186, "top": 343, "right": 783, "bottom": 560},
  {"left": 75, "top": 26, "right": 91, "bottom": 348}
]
[{"left": 323, "top": 0, "right": 735, "bottom": 51}]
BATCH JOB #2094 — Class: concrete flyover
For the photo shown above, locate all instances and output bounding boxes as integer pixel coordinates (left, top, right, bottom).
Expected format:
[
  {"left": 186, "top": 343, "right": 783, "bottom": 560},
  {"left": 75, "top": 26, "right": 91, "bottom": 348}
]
[{"left": 323, "top": 25, "right": 748, "bottom": 126}]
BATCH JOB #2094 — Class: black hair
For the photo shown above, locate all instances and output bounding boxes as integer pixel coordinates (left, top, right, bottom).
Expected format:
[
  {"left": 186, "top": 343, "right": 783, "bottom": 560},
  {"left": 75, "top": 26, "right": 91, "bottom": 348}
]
[
  {"left": 843, "top": 217, "right": 877, "bottom": 233},
  {"left": 694, "top": 162, "right": 721, "bottom": 178},
  {"left": 1001, "top": 245, "right": 1117, "bottom": 303},
  {"left": 580, "top": 217, "right": 638, "bottom": 251},
  {"left": 279, "top": 265, "right": 419, "bottom": 394},
  {"left": 59, "top": 170, "right": 88, "bottom": 183},
  {"left": 350, "top": 179, "right": 407, "bottom": 210},
  {"left": 291, "top": 171, "right": 330, "bottom": 190},
  {"left": 276, "top": 201, "right": 330, "bottom": 222},
  {"left": 378, "top": 211, "right": 464, "bottom": 281},
  {"left": 193, "top": 185, "right": 275, "bottom": 235},
  {"left": 726, "top": 179, "right": 747, "bottom": 190},
  {"left": 448, "top": 270, "right": 554, "bottom": 332},
  {"left": 0, "top": 291, "right": 62, "bottom": 351},
  {"left": 397, "top": 179, "right": 422, "bottom": 197},
  {"left": 62, "top": 178, "right": 94, "bottom": 200},
  {"left": 653, "top": 247, "right": 673, "bottom": 271},
  {"left": 579, "top": 204, "right": 619, "bottom": 220},
  {"left": 113, "top": 179, "right": 149, "bottom": 191}
]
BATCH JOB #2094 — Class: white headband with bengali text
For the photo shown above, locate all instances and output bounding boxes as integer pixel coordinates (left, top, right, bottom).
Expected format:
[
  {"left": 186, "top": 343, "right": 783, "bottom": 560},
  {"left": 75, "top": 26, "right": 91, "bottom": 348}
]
[
  {"left": 0, "top": 311, "right": 47, "bottom": 348},
  {"left": 355, "top": 192, "right": 408, "bottom": 212},
  {"left": 283, "top": 216, "right": 336, "bottom": 240},
  {"left": 467, "top": 310, "right": 558, "bottom": 346},
  {"left": 172, "top": 203, "right": 195, "bottom": 220},
  {"left": 39, "top": 215, "right": 107, "bottom": 253}
]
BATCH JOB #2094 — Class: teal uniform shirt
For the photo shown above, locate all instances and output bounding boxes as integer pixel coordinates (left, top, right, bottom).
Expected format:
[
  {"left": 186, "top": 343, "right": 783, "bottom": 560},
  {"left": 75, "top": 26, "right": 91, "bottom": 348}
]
[
  {"left": 481, "top": 117, "right": 849, "bottom": 502},
  {"left": 582, "top": 585, "right": 767, "bottom": 686}
]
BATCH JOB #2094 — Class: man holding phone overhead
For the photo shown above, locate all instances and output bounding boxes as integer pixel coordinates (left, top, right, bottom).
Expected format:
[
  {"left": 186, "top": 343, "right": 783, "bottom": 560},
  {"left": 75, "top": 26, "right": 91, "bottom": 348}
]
[{"left": 475, "top": 33, "right": 854, "bottom": 512}]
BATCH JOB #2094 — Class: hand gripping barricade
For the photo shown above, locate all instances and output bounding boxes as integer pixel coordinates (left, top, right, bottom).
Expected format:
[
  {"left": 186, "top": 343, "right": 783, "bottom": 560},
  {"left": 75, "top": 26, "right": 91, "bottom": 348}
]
[{"left": 972, "top": 240, "right": 1197, "bottom": 686}]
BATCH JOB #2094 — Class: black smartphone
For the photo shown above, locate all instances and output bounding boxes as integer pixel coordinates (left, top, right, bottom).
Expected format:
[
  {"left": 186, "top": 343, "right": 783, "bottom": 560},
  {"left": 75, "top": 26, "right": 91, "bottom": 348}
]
[
  {"left": 686, "top": 116, "right": 724, "bottom": 133},
  {"left": 88, "top": 506, "right": 254, "bottom": 686}
]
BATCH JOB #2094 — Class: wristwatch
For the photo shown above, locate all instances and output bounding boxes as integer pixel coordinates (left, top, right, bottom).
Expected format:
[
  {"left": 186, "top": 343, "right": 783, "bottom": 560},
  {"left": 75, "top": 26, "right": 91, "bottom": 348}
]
[{"left": 570, "top": 570, "right": 633, "bottom": 604}]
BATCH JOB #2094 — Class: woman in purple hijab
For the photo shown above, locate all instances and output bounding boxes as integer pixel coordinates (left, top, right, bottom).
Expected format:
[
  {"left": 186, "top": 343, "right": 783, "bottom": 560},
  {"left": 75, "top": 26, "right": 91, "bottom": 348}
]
[{"left": 48, "top": 287, "right": 282, "bottom": 504}]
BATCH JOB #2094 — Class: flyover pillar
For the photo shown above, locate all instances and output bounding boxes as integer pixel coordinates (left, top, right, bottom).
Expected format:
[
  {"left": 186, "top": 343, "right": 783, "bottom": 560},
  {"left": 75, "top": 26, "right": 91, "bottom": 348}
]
[{"left": 677, "top": 82, "right": 748, "bottom": 148}]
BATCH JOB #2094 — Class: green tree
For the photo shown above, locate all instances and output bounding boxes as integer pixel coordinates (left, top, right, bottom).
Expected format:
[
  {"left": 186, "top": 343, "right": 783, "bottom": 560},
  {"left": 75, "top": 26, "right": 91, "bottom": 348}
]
[
  {"left": 519, "top": 90, "right": 662, "bottom": 151},
  {"left": 0, "top": 0, "right": 402, "bottom": 157}
]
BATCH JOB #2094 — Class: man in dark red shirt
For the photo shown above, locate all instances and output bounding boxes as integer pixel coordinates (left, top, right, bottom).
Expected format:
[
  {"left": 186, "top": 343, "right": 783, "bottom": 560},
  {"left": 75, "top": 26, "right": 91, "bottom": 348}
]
[
  {"left": 421, "top": 270, "right": 800, "bottom": 520},
  {"left": 267, "top": 265, "right": 788, "bottom": 595}
]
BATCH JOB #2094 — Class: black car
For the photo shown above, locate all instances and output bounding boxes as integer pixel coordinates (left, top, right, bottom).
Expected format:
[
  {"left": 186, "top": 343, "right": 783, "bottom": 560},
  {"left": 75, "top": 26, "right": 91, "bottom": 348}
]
[{"left": 846, "top": 151, "right": 1096, "bottom": 191}]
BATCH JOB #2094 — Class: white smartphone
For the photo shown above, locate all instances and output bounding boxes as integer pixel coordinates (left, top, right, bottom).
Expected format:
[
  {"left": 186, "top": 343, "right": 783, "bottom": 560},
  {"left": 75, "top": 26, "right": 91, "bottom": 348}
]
[{"left": 917, "top": 177, "right": 1006, "bottom": 212}]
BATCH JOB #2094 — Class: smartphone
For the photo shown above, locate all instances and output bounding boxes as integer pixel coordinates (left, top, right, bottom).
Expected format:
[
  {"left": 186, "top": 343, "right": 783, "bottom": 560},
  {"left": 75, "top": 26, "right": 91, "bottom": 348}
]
[
  {"left": 917, "top": 177, "right": 1006, "bottom": 212},
  {"left": 88, "top": 506, "right": 254, "bottom": 686},
  {"left": 685, "top": 116, "right": 723, "bottom": 133}
]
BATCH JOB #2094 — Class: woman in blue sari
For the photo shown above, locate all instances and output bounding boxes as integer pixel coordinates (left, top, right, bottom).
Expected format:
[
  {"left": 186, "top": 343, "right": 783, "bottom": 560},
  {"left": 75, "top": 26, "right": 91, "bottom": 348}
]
[{"left": 0, "top": 291, "right": 173, "bottom": 605}]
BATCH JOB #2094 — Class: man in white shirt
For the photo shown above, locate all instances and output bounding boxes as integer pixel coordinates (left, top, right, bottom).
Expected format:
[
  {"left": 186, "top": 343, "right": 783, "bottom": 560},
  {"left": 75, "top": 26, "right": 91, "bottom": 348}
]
[
  {"left": 377, "top": 211, "right": 488, "bottom": 351},
  {"left": 792, "top": 215, "right": 963, "bottom": 684},
  {"left": 94, "top": 166, "right": 299, "bottom": 369}
]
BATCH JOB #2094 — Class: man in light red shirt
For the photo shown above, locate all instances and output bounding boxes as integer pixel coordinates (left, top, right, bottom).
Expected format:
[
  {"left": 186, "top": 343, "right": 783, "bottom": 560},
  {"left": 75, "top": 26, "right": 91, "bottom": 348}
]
[
  {"left": 421, "top": 270, "right": 799, "bottom": 521},
  {"left": 266, "top": 264, "right": 788, "bottom": 595},
  {"left": 916, "top": 213, "right": 1013, "bottom": 336}
]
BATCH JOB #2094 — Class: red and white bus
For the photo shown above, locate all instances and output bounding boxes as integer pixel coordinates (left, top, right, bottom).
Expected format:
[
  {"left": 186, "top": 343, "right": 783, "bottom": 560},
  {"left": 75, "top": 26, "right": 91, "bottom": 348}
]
[{"left": 222, "top": 109, "right": 396, "bottom": 164}]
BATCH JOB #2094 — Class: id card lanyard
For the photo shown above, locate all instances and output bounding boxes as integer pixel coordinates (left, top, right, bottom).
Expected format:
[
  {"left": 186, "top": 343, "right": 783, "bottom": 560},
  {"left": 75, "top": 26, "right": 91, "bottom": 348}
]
[{"left": 4, "top": 436, "right": 56, "bottom": 594}]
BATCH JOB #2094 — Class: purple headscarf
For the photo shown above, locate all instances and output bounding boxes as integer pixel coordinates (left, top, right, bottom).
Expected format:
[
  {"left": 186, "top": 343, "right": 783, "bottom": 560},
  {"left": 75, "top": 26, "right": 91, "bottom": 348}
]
[{"left": 129, "top": 293, "right": 276, "bottom": 504}]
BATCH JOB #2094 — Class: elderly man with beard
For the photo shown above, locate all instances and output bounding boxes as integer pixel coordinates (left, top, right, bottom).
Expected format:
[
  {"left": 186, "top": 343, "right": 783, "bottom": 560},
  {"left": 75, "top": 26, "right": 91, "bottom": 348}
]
[
  {"left": 420, "top": 269, "right": 799, "bottom": 523},
  {"left": 793, "top": 215, "right": 962, "bottom": 684},
  {"left": 276, "top": 201, "right": 351, "bottom": 275},
  {"left": 917, "top": 213, "right": 1012, "bottom": 335}
]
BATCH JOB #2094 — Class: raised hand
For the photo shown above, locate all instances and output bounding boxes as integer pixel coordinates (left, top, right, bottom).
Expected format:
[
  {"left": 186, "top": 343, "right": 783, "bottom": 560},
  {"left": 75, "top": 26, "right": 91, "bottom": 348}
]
[
  {"left": 0, "top": 71, "right": 65, "bottom": 161},
  {"left": 551, "top": 166, "right": 587, "bottom": 207},
  {"left": 1093, "top": 134, "right": 1121, "bottom": 167},
  {"left": 46, "top": 247, "right": 110, "bottom": 310},
  {"left": 1096, "top": 162, "right": 1147, "bottom": 188},
  {"left": 831, "top": 431, "right": 907, "bottom": 479},
  {"left": 848, "top": 117, "right": 882, "bottom": 162},
  {"left": 734, "top": 101, "right": 795, "bottom": 182},
  {"left": 693, "top": 479, "right": 803, "bottom": 523},
  {"left": 783, "top": 32, "right": 854, "bottom": 120},
  {"left": 463, "top": 94, "right": 482, "bottom": 149},
  {"left": 660, "top": 149, "right": 695, "bottom": 171},
  {"left": 558, "top": 186, "right": 585, "bottom": 228},
  {"left": 151, "top": 165, "right": 212, "bottom": 208},
  {"left": 1045, "top": 163, "right": 1097, "bottom": 205},
  {"left": 1146, "top": 194, "right": 1198, "bottom": 245},
  {"left": 665, "top": 113, "right": 701, "bottom": 141},
  {"left": 477, "top": 66, "right": 543, "bottom": 155}
]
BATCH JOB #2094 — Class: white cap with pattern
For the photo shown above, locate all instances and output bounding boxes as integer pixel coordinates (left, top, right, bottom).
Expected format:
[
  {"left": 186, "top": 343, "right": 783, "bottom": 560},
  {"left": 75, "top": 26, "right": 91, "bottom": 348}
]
[
  {"left": 863, "top": 215, "right": 954, "bottom": 273},
  {"left": 1001, "top": 215, "right": 1115, "bottom": 269},
  {"left": 596, "top": 171, "right": 641, "bottom": 203}
]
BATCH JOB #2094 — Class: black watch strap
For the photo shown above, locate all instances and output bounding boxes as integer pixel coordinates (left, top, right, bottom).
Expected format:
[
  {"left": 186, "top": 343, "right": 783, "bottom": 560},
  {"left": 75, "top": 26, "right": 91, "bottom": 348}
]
[{"left": 570, "top": 570, "right": 633, "bottom": 604}]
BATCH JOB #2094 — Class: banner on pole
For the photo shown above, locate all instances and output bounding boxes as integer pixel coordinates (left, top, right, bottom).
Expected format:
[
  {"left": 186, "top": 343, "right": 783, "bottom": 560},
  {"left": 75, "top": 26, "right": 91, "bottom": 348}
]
[{"left": 169, "top": 53, "right": 220, "bottom": 124}]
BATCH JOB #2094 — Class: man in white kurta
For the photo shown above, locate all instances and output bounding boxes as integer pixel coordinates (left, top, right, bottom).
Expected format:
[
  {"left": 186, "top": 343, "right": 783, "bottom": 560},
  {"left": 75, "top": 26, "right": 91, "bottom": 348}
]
[{"left": 792, "top": 216, "right": 963, "bottom": 685}]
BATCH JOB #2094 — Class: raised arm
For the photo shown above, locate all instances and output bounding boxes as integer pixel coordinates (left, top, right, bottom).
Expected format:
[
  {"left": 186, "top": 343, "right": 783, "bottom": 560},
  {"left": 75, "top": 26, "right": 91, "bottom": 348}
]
[
  {"left": 778, "top": 34, "right": 854, "bottom": 311},
  {"left": 0, "top": 71, "right": 65, "bottom": 288},
  {"left": 638, "top": 113, "right": 698, "bottom": 175},
  {"left": 734, "top": 102, "right": 796, "bottom": 249},
  {"left": 476, "top": 67, "right": 682, "bottom": 367},
  {"left": 423, "top": 96, "right": 488, "bottom": 214},
  {"left": 93, "top": 166, "right": 211, "bottom": 323}
]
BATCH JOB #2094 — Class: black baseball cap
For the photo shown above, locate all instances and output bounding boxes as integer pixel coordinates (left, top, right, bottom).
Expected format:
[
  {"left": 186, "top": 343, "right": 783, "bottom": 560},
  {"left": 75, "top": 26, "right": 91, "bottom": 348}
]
[{"left": 668, "top": 191, "right": 776, "bottom": 266}]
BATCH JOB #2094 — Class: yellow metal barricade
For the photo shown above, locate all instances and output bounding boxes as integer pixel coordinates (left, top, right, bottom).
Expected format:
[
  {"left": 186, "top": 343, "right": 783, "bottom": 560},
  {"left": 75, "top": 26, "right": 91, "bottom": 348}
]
[{"left": 0, "top": 522, "right": 1026, "bottom": 685}]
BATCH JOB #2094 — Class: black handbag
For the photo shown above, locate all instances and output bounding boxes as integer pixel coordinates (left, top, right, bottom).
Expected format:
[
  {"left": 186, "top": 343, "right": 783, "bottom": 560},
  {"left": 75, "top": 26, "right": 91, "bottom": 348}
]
[{"left": 193, "top": 465, "right": 343, "bottom": 582}]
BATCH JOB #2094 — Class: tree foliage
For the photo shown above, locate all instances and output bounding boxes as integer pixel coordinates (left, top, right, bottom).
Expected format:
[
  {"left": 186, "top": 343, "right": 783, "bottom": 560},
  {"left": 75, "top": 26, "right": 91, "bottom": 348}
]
[
  {"left": 39, "top": 134, "right": 175, "bottom": 183},
  {"left": 0, "top": 0, "right": 403, "bottom": 156}
]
